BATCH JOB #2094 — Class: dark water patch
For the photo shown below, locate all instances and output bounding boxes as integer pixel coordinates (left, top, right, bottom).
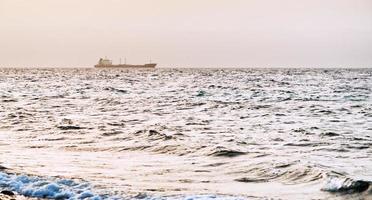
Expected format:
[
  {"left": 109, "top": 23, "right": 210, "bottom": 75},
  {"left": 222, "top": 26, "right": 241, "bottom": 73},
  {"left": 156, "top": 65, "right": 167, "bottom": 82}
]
[
  {"left": 203, "top": 162, "right": 228, "bottom": 167},
  {"left": 0, "top": 190, "right": 14, "bottom": 196},
  {"left": 253, "top": 153, "right": 270, "bottom": 158},
  {"left": 26, "top": 145, "right": 50, "bottom": 149},
  {"left": 194, "top": 170, "right": 211, "bottom": 173},
  {"left": 196, "top": 90, "right": 206, "bottom": 97},
  {"left": 178, "top": 179, "right": 193, "bottom": 183},
  {"left": 185, "top": 121, "right": 209, "bottom": 126},
  {"left": 208, "top": 148, "right": 246, "bottom": 158},
  {"left": 57, "top": 125, "right": 84, "bottom": 130},
  {"left": 13, "top": 128, "right": 33, "bottom": 132},
  {"left": 188, "top": 102, "right": 207, "bottom": 107},
  {"left": 350, "top": 104, "right": 363, "bottom": 108},
  {"left": 7, "top": 112, "right": 33, "bottom": 119},
  {"left": 250, "top": 105, "right": 271, "bottom": 110},
  {"left": 1, "top": 99, "right": 17, "bottom": 103},
  {"left": 274, "top": 163, "right": 293, "bottom": 169},
  {"left": 107, "top": 122, "right": 126, "bottom": 127},
  {"left": 284, "top": 142, "right": 329, "bottom": 147},
  {"left": 119, "top": 145, "right": 152, "bottom": 152},
  {"left": 78, "top": 140, "right": 96, "bottom": 145},
  {"left": 292, "top": 128, "right": 314, "bottom": 135},
  {"left": 57, "top": 119, "right": 85, "bottom": 130},
  {"left": 317, "top": 110, "right": 334, "bottom": 115},
  {"left": 345, "top": 144, "right": 370, "bottom": 150},
  {"left": 41, "top": 137, "right": 68, "bottom": 141},
  {"left": 5, "top": 114, "right": 17, "bottom": 119},
  {"left": 352, "top": 137, "right": 368, "bottom": 141},
  {"left": 235, "top": 177, "right": 268, "bottom": 183},
  {"left": 329, "top": 119, "right": 347, "bottom": 123},
  {"left": 103, "top": 87, "right": 128, "bottom": 94},
  {"left": 136, "top": 129, "right": 175, "bottom": 141},
  {"left": 272, "top": 138, "right": 284, "bottom": 142},
  {"left": 320, "top": 132, "right": 340, "bottom": 137}
]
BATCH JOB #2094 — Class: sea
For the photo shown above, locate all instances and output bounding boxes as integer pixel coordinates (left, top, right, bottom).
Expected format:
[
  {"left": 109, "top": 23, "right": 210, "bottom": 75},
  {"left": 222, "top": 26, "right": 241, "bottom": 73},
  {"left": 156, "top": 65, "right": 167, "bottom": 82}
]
[{"left": 0, "top": 68, "right": 371, "bottom": 200}]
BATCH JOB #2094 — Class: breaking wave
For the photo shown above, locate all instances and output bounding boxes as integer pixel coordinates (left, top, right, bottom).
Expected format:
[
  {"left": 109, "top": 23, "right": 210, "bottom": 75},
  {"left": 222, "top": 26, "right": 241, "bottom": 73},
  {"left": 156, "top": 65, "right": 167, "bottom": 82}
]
[
  {"left": 0, "top": 172, "right": 106, "bottom": 200},
  {"left": 0, "top": 172, "right": 246, "bottom": 200},
  {"left": 322, "top": 176, "right": 370, "bottom": 193}
]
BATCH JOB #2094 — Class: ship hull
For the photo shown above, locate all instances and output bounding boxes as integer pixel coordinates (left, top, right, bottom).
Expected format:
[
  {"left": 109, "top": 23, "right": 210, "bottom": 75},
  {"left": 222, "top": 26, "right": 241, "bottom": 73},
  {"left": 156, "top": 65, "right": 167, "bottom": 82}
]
[{"left": 94, "top": 63, "right": 156, "bottom": 68}]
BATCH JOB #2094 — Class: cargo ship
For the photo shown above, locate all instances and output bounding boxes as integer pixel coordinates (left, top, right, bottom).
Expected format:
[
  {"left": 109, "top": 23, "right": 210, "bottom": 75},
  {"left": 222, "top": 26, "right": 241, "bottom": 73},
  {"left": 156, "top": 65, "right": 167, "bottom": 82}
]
[{"left": 94, "top": 58, "right": 156, "bottom": 68}]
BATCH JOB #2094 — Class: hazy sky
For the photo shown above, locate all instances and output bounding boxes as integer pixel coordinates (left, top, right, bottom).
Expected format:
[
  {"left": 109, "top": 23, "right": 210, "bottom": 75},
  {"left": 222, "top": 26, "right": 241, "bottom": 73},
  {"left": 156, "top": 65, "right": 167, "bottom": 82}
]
[{"left": 1, "top": 0, "right": 372, "bottom": 67}]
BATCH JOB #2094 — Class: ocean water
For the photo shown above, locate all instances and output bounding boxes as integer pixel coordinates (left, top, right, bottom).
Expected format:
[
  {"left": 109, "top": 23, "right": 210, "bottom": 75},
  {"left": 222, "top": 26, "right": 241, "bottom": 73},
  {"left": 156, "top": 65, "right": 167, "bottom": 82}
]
[{"left": 0, "top": 68, "right": 371, "bottom": 200}]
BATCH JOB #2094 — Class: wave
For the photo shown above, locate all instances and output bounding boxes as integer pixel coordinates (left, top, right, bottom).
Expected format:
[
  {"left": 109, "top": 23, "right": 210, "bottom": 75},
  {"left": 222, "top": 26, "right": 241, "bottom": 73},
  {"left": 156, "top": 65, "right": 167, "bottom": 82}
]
[
  {"left": 0, "top": 172, "right": 107, "bottom": 200},
  {"left": 233, "top": 162, "right": 324, "bottom": 184},
  {"left": 0, "top": 172, "right": 247, "bottom": 200},
  {"left": 322, "top": 176, "right": 370, "bottom": 193},
  {"left": 207, "top": 147, "right": 247, "bottom": 158}
]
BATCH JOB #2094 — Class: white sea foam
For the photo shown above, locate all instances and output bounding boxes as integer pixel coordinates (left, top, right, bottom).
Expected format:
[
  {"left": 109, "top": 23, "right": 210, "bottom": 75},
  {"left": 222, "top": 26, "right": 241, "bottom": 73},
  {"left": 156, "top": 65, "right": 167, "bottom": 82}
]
[{"left": 0, "top": 172, "right": 103, "bottom": 199}]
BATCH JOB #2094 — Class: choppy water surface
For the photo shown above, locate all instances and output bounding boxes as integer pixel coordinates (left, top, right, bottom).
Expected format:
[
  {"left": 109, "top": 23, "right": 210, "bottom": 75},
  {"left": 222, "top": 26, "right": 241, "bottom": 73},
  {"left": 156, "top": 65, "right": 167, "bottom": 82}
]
[{"left": 0, "top": 68, "right": 371, "bottom": 199}]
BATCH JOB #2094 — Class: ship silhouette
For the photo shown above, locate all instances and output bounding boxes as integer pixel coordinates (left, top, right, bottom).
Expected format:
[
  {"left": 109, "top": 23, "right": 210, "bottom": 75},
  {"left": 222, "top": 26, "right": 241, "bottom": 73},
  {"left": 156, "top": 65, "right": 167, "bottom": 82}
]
[{"left": 94, "top": 58, "right": 156, "bottom": 68}]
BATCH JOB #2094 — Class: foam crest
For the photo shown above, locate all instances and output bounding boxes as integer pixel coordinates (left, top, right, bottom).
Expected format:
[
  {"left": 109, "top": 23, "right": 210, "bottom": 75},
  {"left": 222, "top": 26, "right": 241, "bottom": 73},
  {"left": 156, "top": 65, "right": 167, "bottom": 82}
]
[
  {"left": 0, "top": 172, "right": 104, "bottom": 199},
  {"left": 322, "top": 176, "right": 370, "bottom": 193}
]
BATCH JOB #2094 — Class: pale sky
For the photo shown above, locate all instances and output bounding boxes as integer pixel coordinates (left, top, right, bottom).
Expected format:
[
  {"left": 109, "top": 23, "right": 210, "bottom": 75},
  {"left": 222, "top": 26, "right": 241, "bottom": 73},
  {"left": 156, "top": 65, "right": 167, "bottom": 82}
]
[{"left": 0, "top": 0, "right": 372, "bottom": 68}]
